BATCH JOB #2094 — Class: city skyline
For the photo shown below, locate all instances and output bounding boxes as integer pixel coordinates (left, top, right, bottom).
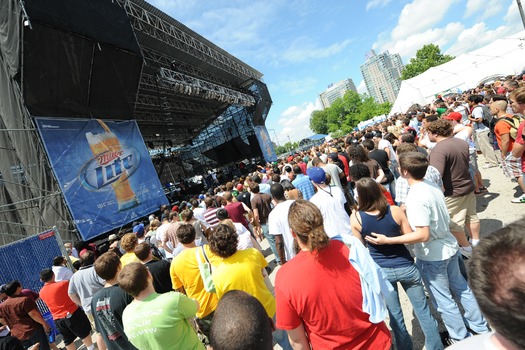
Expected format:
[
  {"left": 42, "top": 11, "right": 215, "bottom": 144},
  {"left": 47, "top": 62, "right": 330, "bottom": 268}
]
[{"left": 148, "top": 0, "right": 523, "bottom": 144}]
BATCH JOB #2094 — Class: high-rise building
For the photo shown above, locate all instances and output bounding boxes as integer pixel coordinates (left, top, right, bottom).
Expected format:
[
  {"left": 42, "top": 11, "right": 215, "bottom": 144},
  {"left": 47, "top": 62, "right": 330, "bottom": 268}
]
[
  {"left": 319, "top": 78, "right": 357, "bottom": 109},
  {"left": 360, "top": 50, "right": 404, "bottom": 104}
]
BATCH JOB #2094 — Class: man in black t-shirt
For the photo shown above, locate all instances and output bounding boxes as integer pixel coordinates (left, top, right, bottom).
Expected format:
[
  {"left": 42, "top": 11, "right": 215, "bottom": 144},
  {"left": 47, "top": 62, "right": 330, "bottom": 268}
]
[
  {"left": 92, "top": 252, "right": 136, "bottom": 350},
  {"left": 363, "top": 139, "right": 395, "bottom": 196},
  {"left": 134, "top": 243, "right": 173, "bottom": 294}
]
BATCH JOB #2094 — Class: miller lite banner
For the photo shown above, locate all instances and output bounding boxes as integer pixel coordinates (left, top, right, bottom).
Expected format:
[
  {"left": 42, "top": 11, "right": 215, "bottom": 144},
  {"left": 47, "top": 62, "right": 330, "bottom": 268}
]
[
  {"left": 35, "top": 118, "right": 169, "bottom": 240},
  {"left": 253, "top": 126, "right": 277, "bottom": 162}
]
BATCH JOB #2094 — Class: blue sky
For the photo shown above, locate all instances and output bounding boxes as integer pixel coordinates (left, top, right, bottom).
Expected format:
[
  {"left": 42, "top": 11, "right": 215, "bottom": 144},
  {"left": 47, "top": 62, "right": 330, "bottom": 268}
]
[{"left": 148, "top": 0, "right": 522, "bottom": 145}]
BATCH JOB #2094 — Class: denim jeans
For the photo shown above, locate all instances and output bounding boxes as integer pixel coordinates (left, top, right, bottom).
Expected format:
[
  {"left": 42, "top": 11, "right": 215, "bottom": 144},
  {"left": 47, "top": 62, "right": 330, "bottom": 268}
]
[
  {"left": 272, "top": 315, "right": 292, "bottom": 350},
  {"left": 416, "top": 251, "right": 489, "bottom": 341},
  {"left": 383, "top": 264, "right": 443, "bottom": 350},
  {"left": 261, "top": 223, "right": 281, "bottom": 264}
]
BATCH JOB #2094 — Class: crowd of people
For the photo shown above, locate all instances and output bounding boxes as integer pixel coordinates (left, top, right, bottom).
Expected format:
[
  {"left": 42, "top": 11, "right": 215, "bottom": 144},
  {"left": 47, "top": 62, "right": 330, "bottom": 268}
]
[{"left": 0, "top": 79, "right": 524, "bottom": 350}]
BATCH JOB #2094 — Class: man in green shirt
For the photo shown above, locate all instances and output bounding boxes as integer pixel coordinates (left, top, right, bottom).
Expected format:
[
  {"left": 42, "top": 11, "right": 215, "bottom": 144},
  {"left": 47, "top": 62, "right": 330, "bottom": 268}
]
[{"left": 118, "top": 262, "right": 204, "bottom": 350}]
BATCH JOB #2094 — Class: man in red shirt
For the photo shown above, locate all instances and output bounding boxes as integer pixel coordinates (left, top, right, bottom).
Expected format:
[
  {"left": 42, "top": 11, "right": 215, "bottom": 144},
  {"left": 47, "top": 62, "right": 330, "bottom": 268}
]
[
  {"left": 39, "top": 269, "right": 95, "bottom": 350},
  {"left": 276, "top": 201, "right": 391, "bottom": 350},
  {"left": 223, "top": 191, "right": 252, "bottom": 231},
  {"left": 0, "top": 281, "right": 50, "bottom": 350}
]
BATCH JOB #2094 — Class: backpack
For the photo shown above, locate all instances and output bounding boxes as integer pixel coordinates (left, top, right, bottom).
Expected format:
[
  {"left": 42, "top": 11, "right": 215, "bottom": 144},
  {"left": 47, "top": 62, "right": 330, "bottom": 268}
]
[
  {"left": 496, "top": 115, "right": 524, "bottom": 140},
  {"left": 474, "top": 105, "right": 494, "bottom": 129},
  {"left": 144, "top": 235, "right": 165, "bottom": 260}
]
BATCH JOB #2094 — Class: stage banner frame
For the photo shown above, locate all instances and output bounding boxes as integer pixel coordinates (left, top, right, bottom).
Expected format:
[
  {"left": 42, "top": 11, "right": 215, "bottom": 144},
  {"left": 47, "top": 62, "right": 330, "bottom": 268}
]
[
  {"left": 254, "top": 125, "right": 277, "bottom": 162},
  {"left": 35, "top": 118, "right": 168, "bottom": 240}
]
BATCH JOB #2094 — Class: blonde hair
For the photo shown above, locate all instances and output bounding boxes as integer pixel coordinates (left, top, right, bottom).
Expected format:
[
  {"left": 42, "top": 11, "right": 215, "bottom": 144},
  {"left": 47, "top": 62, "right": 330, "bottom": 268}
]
[{"left": 120, "top": 233, "right": 138, "bottom": 252}]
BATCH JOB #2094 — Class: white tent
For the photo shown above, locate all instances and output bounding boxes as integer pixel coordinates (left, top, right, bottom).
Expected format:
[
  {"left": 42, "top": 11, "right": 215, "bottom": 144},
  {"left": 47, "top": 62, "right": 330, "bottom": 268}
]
[{"left": 390, "top": 31, "right": 525, "bottom": 114}]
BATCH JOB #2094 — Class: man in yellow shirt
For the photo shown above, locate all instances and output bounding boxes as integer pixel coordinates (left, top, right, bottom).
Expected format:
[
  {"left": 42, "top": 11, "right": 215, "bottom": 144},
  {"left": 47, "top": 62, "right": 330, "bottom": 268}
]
[
  {"left": 170, "top": 224, "right": 220, "bottom": 342},
  {"left": 208, "top": 224, "right": 292, "bottom": 350},
  {"left": 120, "top": 233, "right": 140, "bottom": 267}
]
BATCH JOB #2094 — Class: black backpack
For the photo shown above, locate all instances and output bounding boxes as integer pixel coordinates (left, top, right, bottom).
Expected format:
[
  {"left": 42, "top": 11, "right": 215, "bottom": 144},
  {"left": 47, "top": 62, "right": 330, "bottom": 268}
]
[{"left": 144, "top": 236, "right": 165, "bottom": 260}]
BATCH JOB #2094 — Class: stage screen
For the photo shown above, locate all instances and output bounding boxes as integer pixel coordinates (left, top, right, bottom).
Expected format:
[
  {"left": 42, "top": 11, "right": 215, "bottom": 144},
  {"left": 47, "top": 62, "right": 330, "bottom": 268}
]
[{"left": 35, "top": 118, "right": 168, "bottom": 240}]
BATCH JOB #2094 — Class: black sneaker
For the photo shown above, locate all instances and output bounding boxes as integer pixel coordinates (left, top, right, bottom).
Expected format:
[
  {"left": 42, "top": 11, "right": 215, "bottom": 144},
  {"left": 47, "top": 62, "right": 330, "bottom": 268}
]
[{"left": 440, "top": 331, "right": 459, "bottom": 346}]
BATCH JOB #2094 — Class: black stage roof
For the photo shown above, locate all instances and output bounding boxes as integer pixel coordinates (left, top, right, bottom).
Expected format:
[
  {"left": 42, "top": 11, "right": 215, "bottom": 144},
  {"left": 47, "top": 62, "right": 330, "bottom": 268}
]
[{"left": 21, "top": 0, "right": 271, "bottom": 147}]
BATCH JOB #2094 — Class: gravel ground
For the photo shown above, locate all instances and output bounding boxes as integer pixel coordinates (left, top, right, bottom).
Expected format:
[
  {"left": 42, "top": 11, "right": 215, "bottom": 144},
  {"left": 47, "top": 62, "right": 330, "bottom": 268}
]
[{"left": 269, "top": 154, "right": 525, "bottom": 350}]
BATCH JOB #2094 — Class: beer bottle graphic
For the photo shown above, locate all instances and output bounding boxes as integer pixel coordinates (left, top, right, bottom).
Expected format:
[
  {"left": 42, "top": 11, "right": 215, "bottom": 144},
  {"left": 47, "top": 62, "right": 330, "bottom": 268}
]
[{"left": 85, "top": 120, "right": 139, "bottom": 211}]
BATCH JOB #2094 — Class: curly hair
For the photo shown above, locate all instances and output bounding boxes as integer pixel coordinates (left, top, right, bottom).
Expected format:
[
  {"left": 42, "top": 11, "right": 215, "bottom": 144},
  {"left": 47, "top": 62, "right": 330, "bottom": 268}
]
[
  {"left": 288, "top": 200, "right": 329, "bottom": 254},
  {"left": 209, "top": 224, "right": 238, "bottom": 258},
  {"left": 425, "top": 118, "right": 453, "bottom": 137},
  {"left": 120, "top": 233, "right": 138, "bottom": 253},
  {"left": 346, "top": 144, "right": 370, "bottom": 163}
]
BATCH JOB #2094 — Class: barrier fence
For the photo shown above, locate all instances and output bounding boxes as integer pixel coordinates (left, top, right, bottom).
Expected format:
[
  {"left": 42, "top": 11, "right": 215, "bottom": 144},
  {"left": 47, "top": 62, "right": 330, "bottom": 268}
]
[{"left": 0, "top": 227, "right": 67, "bottom": 314}]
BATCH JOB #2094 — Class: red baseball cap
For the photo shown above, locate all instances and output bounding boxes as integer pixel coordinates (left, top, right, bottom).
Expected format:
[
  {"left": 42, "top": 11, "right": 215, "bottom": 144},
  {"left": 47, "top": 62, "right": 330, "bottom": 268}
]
[{"left": 443, "top": 112, "right": 462, "bottom": 122}]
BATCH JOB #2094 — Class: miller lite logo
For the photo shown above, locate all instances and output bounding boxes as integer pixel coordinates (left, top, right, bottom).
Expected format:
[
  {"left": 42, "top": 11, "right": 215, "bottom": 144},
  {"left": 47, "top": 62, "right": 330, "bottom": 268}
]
[{"left": 79, "top": 145, "right": 141, "bottom": 191}]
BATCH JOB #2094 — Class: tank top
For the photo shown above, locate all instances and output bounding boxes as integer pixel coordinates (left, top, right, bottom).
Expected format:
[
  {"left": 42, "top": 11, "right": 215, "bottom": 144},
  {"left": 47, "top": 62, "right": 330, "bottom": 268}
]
[{"left": 358, "top": 206, "right": 413, "bottom": 268}]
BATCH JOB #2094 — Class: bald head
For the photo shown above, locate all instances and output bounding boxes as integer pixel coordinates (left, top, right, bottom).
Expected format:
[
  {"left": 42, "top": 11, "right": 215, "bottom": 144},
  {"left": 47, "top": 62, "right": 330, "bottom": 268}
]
[{"left": 491, "top": 100, "right": 508, "bottom": 116}]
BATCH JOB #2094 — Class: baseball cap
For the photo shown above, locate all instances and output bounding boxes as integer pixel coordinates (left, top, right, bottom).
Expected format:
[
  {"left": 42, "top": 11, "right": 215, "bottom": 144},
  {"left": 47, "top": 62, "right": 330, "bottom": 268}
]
[
  {"left": 198, "top": 194, "right": 205, "bottom": 200},
  {"left": 0, "top": 284, "right": 6, "bottom": 294},
  {"left": 443, "top": 112, "right": 462, "bottom": 122},
  {"left": 133, "top": 223, "right": 145, "bottom": 238},
  {"left": 328, "top": 153, "right": 338, "bottom": 161},
  {"left": 108, "top": 234, "right": 119, "bottom": 243},
  {"left": 306, "top": 167, "right": 326, "bottom": 184}
]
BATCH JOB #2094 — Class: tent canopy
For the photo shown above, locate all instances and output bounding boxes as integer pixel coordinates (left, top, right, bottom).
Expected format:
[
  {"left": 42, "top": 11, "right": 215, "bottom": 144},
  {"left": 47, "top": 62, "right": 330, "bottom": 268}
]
[{"left": 390, "top": 31, "right": 525, "bottom": 114}]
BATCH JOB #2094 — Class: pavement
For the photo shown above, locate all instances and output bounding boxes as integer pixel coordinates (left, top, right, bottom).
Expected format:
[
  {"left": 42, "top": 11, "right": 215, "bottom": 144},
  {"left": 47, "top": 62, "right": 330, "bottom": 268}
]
[{"left": 266, "top": 154, "right": 525, "bottom": 350}]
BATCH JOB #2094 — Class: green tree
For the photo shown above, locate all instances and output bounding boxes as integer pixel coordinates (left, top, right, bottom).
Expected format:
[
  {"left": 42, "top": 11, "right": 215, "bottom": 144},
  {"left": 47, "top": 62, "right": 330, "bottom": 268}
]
[
  {"left": 401, "top": 44, "right": 455, "bottom": 80},
  {"left": 309, "top": 109, "right": 329, "bottom": 134},
  {"left": 309, "top": 90, "right": 393, "bottom": 135}
]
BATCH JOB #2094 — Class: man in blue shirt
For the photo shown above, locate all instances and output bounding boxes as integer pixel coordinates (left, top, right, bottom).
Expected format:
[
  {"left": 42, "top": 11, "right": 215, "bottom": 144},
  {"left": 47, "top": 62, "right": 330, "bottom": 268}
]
[{"left": 290, "top": 165, "right": 315, "bottom": 200}]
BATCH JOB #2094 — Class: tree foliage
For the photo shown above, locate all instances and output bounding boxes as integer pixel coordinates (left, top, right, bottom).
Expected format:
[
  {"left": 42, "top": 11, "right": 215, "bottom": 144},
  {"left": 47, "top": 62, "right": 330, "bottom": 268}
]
[
  {"left": 401, "top": 44, "right": 455, "bottom": 80},
  {"left": 309, "top": 91, "right": 392, "bottom": 135},
  {"left": 275, "top": 142, "right": 299, "bottom": 155}
]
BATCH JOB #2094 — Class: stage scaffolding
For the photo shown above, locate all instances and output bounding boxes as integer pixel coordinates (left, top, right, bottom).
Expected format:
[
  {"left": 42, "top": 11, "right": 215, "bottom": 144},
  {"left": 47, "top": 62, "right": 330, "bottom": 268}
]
[{"left": 0, "top": 0, "right": 272, "bottom": 244}]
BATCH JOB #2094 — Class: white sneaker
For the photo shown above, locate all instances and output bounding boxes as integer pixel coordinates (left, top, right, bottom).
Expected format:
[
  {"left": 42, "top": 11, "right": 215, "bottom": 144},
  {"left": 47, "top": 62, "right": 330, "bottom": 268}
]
[
  {"left": 511, "top": 195, "right": 525, "bottom": 203},
  {"left": 459, "top": 246, "right": 472, "bottom": 259}
]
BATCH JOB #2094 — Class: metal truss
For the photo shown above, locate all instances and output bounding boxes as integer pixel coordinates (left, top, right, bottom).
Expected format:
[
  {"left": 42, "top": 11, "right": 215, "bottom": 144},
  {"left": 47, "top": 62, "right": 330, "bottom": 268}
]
[
  {"left": 135, "top": 94, "right": 214, "bottom": 117},
  {"left": 120, "top": 0, "right": 261, "bottom": 81},
  {"left": 141, "top": 49, "right": 237, "bottom": 89},
  {"left": 158, "top": 68, "right": 255, "bottom": 107}
]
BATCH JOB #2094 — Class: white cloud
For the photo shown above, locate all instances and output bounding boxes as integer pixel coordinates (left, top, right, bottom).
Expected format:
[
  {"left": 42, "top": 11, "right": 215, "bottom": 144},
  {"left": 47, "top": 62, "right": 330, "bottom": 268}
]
[
  {"left": 276, "top": 100, "right": 322, "bottom": 143},
  {"left": 366, "top": 0, "right": 393, "bottom": 11},
  {"left": 464, "top": 0, "right": 484, "bottom": 17},
  {"left": 386, "top": 22, "right": 464, "bottom": 59},
  {"left": 357, "top": 80, "right": 368, "bottom": 94},
  {"left": 281, "top": 38, "right": 353, "bottom": 63},
  {"left": 447, "top": 2, "right": 523, "bottom": 56},
  {"left": 390, "top": 0, "right": 457, "bottom": 41},
  {"left": 464, "top": 0, "right": 504, "bottom": 21},
  {"left": 373, "top": 0, "right": 459, "bottom": 58}
]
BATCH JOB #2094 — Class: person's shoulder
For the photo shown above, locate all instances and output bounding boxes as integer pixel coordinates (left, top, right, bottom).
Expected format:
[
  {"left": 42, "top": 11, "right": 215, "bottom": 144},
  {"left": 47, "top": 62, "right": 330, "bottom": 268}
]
[{"left": 446, "top": 332, "right": 495, "bottom": 350}]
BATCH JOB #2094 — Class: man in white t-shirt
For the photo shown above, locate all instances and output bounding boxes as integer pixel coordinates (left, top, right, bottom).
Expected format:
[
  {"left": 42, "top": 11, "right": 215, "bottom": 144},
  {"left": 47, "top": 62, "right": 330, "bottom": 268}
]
[
  {"left": 268, "top": 183, "right": 295, "bottom": 265},
  {"left": 366, "top": 152, "right": 489, "bottom": 345},
  {"left": 306, "top": 167, "right": 352, "bottom": 240},
  {"left": 467, "top": 94, "right": 498, "bottom": 168}
]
